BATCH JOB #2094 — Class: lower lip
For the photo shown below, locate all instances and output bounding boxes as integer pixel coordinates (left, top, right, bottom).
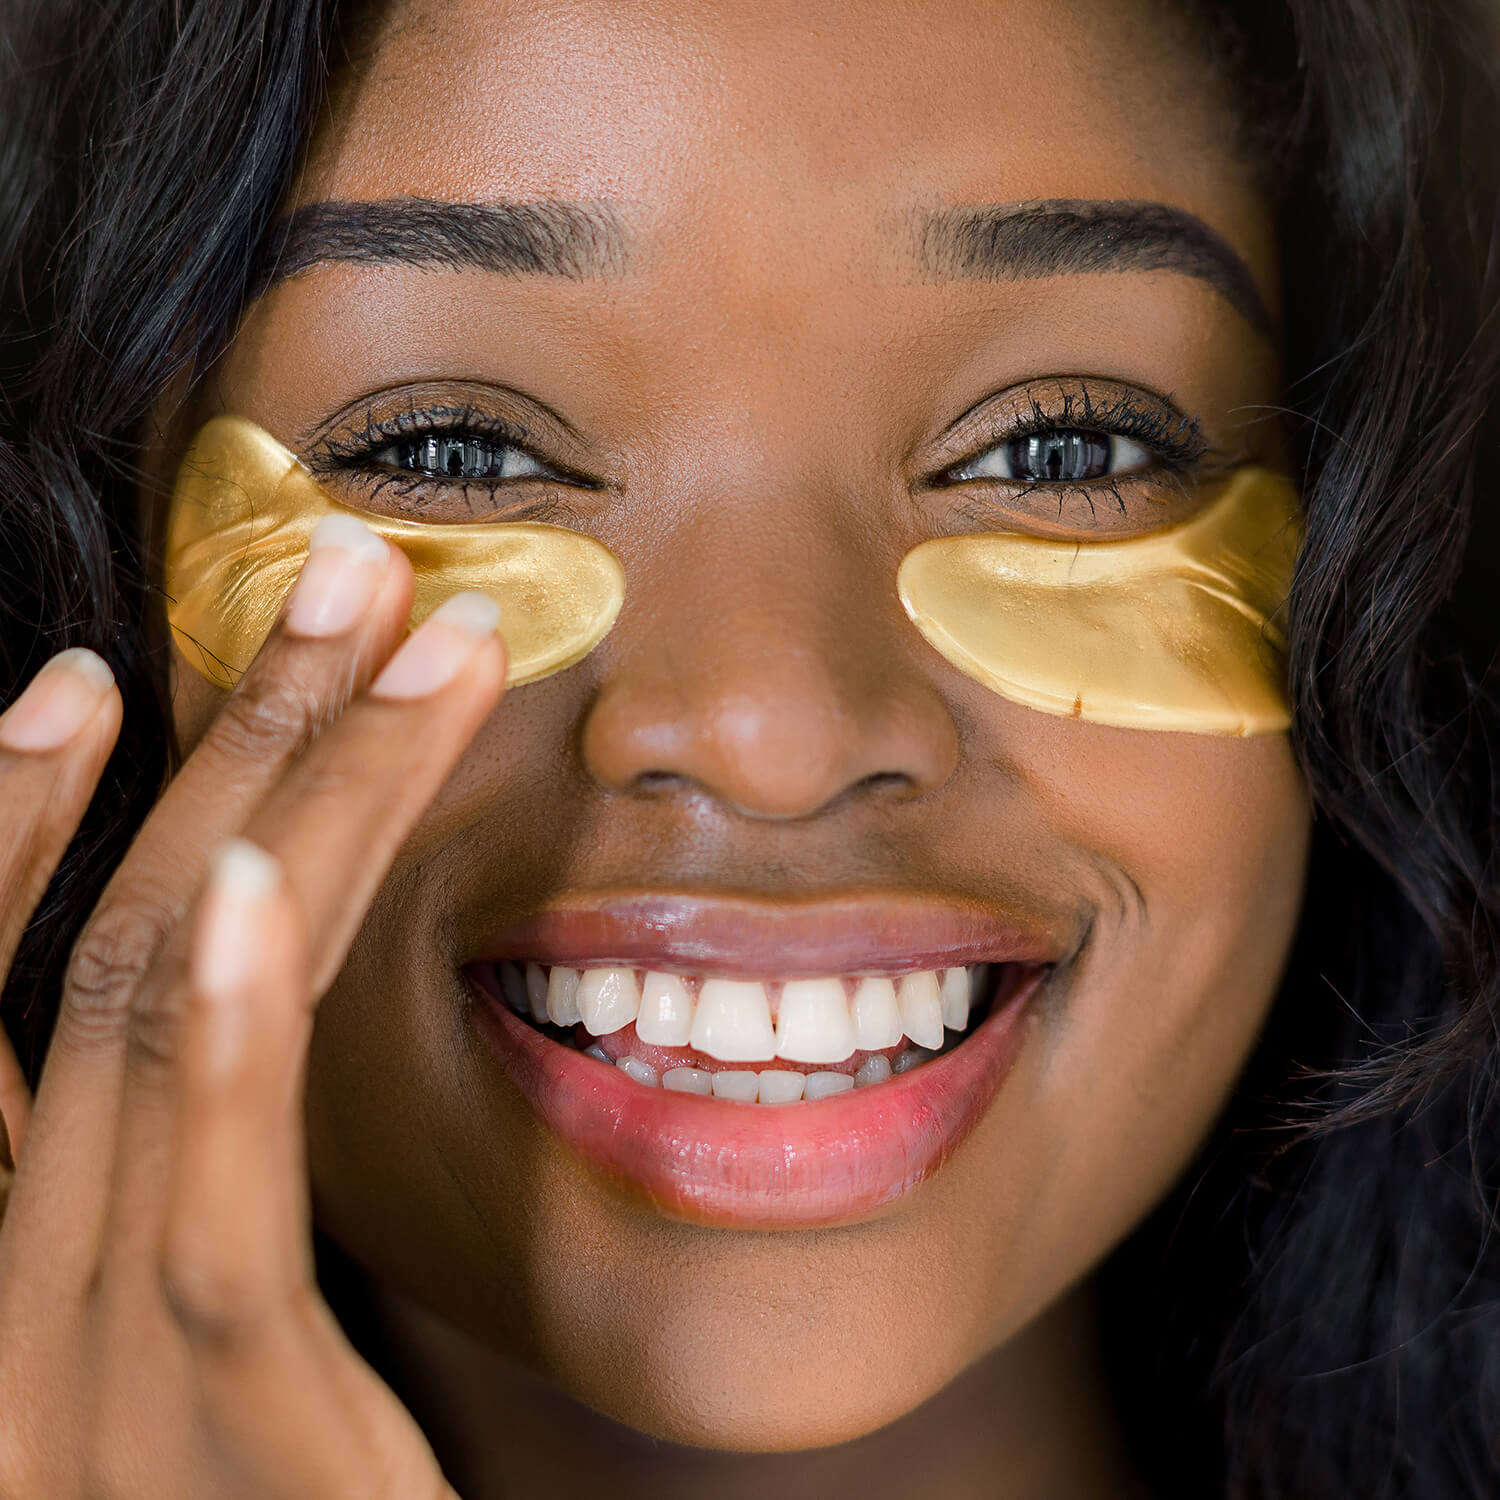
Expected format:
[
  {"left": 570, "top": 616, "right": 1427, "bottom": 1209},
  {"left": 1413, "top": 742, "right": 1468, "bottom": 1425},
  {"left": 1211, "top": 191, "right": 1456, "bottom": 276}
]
[{"left": 471, "top": 966, "right": 1044, "bottom": 1230}]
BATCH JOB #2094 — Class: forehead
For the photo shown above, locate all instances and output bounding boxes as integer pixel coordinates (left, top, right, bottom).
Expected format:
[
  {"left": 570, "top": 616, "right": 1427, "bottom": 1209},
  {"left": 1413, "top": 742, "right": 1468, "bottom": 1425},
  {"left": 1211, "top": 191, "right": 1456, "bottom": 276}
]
[{"left": 303, "top": 0, "right": 1270, "bottom": 283}]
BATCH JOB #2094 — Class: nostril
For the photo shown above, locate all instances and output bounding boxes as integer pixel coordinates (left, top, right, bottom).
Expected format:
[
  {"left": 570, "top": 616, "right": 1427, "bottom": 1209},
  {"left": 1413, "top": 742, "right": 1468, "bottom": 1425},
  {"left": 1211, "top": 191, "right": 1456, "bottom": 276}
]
[
  {"left": 634, "top": 769, "right": 691, "bottom": 794},
  {"left": 857, "top": 771, "right": 915, "bottom": 796}
]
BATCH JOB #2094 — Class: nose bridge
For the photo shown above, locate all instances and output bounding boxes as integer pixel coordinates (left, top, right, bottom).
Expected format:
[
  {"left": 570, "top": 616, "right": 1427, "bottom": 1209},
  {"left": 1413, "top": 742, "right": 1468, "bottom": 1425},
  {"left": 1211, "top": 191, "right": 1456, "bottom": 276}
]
[{"left": 581, "top": 488, "right": 959, "bottom": 820}]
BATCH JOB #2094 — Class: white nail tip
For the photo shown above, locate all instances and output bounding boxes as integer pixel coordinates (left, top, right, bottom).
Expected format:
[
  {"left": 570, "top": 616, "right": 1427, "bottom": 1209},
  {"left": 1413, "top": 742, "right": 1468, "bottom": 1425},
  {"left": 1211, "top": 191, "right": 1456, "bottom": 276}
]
[
  {"left": 897, "top": 971, "right": 945, "bottom": 1050},
  {"left": 211, "top": 838, "right": 281, "bottom": 901},
  {"left": 546, "top": 966, "right": 582, "bottom": 1026},
  {"left": 636, "top": 971, "right": 694, "bottom": 1046},
  {"left": 52, "top": 647, "right": 116, "bottom": 691},
  {"left": 775, "top": 977, "right": 856, "bottom": 1063},
  {"left": 691, "top": 979, "right": 776, "bottom": 1062},
  {"left": 577, "top": 967, "right": 641, "bottom": 1035},
  {"left": 429, "top": 591, "right": 501, "bottom": 637},
  {"left": 307, "top": 512, "right": 387, "bottom": 563}
]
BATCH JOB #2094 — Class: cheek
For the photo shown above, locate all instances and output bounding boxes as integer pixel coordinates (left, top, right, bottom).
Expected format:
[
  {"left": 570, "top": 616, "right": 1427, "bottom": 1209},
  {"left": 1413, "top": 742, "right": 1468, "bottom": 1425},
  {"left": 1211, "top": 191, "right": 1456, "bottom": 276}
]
[{"left": 940, "top": 714, "right": 1310, "bottom": 1352}]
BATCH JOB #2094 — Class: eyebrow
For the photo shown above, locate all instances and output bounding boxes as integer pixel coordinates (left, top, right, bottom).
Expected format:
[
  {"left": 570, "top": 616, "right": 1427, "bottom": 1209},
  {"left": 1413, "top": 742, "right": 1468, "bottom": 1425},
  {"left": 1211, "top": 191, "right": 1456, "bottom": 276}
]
[
  {"left": 911, "top": 199, "right": 1274, "bottom": 341},
  {"left": 253, "top": 196, "right": 629, "bottom": 294}
]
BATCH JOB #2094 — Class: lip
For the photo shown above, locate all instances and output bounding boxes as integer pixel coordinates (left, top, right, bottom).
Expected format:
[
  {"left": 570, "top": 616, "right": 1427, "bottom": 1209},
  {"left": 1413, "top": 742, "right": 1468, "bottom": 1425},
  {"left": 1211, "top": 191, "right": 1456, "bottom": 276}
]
[
  {"left": 467, "top": 894, "right": 1057, "bottom": 1230},
  {"left": 474, "top": 891, "right": 1066, "bottom": 976}
]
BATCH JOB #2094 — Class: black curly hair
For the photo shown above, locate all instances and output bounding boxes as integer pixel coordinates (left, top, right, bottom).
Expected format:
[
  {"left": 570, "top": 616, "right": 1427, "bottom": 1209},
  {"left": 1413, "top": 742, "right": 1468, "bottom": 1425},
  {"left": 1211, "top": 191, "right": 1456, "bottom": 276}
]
[{"left": 2, "top": 2, "right": 1497, "bottom": 1495}]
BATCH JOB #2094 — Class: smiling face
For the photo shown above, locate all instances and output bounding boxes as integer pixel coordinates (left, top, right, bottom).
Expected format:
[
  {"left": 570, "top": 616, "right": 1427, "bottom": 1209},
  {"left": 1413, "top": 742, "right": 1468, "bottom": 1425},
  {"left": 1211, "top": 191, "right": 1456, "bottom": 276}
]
[{"left": 164, "top": 0, "right": 1310, "bottom": 1464}]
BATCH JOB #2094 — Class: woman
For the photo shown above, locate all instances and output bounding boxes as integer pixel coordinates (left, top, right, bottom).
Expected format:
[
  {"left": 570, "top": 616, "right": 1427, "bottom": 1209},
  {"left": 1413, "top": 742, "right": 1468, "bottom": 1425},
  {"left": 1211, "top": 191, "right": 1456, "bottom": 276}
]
[{"left": 0, "top": 0, "right": 1495, "bottom": 1495}]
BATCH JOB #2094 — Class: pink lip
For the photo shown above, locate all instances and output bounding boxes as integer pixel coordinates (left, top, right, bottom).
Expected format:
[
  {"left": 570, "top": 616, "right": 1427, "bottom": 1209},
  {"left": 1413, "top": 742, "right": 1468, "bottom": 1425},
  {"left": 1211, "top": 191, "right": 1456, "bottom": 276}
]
[
  {"left": 475, "top": 892, "right": 1065, "bottom": 976},
  {"left": 467, "top": 896, "right": 1056, "bottom": 1229}
]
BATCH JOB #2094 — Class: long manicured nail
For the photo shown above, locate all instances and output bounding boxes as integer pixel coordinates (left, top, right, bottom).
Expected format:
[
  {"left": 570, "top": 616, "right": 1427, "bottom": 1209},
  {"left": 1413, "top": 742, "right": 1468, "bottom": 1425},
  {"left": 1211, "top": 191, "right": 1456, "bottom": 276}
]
[
  {"left": 0, "top": 649, "right": 115, "bottom": 752},
  {"left": 284, "top": 514, "right": 389, "bottom": 638},
  {"left": 370, "top": 592, "right": 502, "bottom": 700}
]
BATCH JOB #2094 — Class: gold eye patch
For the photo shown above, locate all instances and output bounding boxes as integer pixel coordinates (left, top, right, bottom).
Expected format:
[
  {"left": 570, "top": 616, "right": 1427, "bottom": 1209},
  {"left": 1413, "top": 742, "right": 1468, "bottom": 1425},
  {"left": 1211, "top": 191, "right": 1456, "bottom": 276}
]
[
  {"left": 897, "top": 467, "right": 1301, "bottom": 735},
  {"left": 165, "top": 415, "right": 625, "bottom": 687}
]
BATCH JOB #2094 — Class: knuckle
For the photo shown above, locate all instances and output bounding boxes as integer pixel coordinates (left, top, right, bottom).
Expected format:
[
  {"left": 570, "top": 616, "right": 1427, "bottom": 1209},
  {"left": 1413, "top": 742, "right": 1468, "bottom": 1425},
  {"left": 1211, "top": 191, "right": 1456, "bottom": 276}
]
[
  {"left": 61, "top": 904, "right": 169, "bottom": 1050},
  {"left": 121, "top": 982, "right": 188, "bottom": 1077},
  {"left": 212, "top": 669, "right": 326, "bottom": 763},
  {"left": 160, "top": 1232, "right": 271, "bottom": 1349}
]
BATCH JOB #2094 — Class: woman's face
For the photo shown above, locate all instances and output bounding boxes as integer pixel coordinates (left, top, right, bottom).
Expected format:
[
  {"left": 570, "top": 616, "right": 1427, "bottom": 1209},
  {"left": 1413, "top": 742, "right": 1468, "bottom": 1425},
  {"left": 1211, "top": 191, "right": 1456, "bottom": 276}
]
[{"left": 166, "top": 0, "right": 1309, "bottom": 1454}]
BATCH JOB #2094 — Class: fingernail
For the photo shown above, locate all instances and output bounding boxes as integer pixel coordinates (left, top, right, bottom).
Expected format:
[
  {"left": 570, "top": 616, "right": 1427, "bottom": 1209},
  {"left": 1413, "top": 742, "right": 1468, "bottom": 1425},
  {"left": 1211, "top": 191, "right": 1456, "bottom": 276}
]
[
  {"left": 0, "top": 649, "right": 115, "bottom": 752},
  {"left": 195, "top": 838, "right": 282, "bottom": 1001},
  {"left": 284, "top": 515, "right": 389, "bottom": 638},
  {"left": 370, "top": 592, "right": 501, "bottom": 700}
]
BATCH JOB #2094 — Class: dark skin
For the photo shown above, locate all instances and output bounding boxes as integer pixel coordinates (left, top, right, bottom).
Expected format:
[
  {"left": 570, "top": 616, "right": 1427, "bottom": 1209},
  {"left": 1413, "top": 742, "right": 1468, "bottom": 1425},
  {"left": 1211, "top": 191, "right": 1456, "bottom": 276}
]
[{"left": 0, "top": 1, "right": 1309, "bottom": 1495}]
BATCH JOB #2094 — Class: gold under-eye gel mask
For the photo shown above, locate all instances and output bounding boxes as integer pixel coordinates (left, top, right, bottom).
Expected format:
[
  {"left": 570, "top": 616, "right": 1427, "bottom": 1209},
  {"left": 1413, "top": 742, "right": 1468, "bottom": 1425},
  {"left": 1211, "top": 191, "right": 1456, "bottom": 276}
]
[
  {"left": 165, "top": 415, "right": 625, "bottom": 687},
  {"left": 897, "top": 467, "right": 1301, "bottom": 735}
]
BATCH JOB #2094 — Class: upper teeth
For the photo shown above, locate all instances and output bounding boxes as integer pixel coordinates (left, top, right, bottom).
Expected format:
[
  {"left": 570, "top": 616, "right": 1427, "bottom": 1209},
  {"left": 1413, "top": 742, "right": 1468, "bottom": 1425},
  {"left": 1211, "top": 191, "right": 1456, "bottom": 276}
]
[{"left": 507, "top": 963, "right": 975, "bottom": 1063}]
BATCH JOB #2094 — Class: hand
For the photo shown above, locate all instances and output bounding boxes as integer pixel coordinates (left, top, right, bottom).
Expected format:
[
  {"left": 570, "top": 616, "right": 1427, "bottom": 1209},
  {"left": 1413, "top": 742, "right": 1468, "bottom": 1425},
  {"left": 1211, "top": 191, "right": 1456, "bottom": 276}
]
[{"left": 0, "top": 525, "right": 507, "bottom": 1499}]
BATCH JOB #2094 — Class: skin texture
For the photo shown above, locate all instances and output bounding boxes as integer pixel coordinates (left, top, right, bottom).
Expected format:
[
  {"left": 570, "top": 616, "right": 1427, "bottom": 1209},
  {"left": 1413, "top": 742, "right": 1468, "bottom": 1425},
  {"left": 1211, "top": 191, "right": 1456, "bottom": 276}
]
[{"left": 0, "top": 0, "right": 1308, "bottom": 1496}]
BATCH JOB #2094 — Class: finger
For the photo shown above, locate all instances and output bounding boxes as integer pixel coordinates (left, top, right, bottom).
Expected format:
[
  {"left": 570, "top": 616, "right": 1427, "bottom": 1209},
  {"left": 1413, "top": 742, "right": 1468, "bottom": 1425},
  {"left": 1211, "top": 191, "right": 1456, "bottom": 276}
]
[
  {"left": 246, "top": 590, "right": 509, "bottom": 991},
  {"left": 101, "top": 595, "right": 504, "bottom": 1309},
  {"left": 159, "top": 842, "right": 451, "bottom": 1500},
  {"left": 0, "top": 648, "right": 122, "bottom": 1155},
  {"left": 8, "top": 522, "right": 411, "bottom": 1284}
]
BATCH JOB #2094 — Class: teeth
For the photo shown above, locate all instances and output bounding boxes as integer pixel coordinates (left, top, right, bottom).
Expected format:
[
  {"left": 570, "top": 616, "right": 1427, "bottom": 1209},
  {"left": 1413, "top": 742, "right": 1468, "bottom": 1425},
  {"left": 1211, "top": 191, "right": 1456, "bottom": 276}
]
[
  {"left": 775, "top": 977, "right": 856, "bottom": 1063},
  {"left": 605, "top": 1047, "right": 939, "bottom": 1099},
  {"left": 499, "top": 963, "right": 530, "bottom": 1013},
  {"left": 546, "top": 966, "right": 582, "bottom": 1026},
  {"left": 617, "top": 1055, "right": 660, "bottom": 1087},
  {"left": 511, "top": 962, "right": 983, "bottom": 1063},
  {"left": 757, "top": 1069, "right": 806, "bottom": 1103},
  {"left": 636, "top": 971, "right": 694, "bottom": 1047},
  {"left": 804, "top": 1071, "right": 855, "bottom": 1099},
  {"left": 711, "top": 1070, "right": 761, "bottom": 1101},
  {"left": 584, "top": 1042, "right": 610, "bottom": 1062},
  {"left": 525, "top": 962, "right": 550, "bottom": 1023},
  {"left": 577, "top": 966, "right": 640, "bottom": 1036},
  {"left": 663, "top": 1065, "right": 714, "bottom": 1096},
  {"left": 896, "top": 971, "right": 945, "bottom": 1050},
  {"left": 691, "top": 979, "right": 777, "bottom": 1062},
  {"left": 940, "top": 967, "right": 971, "bottom": 1030},
  {"left": 850, "top": 977, "right": 902, "bottom": 1050}
]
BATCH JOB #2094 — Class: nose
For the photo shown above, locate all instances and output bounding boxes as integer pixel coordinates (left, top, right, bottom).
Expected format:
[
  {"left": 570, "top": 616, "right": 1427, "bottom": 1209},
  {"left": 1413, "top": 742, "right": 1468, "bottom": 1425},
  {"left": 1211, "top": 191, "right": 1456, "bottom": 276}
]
[{"left": 581, "top": 516, "right": 960, "bottom": 821}]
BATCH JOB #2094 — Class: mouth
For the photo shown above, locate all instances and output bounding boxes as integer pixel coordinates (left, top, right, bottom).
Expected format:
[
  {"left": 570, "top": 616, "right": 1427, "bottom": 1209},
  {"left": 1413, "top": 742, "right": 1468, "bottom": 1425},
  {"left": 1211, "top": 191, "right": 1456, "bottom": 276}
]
[{"left": 468, "top": 896, "right": 1056, "bottom": 1229}]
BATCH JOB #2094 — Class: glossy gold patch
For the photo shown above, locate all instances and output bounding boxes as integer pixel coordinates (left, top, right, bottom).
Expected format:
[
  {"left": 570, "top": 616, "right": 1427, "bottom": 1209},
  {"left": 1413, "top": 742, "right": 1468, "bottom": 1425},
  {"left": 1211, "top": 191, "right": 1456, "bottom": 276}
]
[
  {"left": 897, "top": 467, "right": 1301, "bottom": 734},
  {"left": 165, "top": 416, "right": 625, "bottom": 687}
]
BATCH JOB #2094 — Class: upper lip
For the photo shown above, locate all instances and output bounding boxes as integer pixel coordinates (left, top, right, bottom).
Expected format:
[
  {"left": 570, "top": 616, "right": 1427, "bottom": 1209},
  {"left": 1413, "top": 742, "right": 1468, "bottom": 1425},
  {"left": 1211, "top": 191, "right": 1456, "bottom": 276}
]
[{"left": 471, "top": 891, "right": 1071, "bottom": 976}]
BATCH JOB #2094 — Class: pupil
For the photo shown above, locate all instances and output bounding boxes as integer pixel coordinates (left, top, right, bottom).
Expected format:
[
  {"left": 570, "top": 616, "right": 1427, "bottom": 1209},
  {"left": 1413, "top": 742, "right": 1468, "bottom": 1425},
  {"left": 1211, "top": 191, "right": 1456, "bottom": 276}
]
[
  {"left": 1009, "top": 430, "right": 1112, "bottom": 482},
  {"left": 403, "top": 435, "right": 497, "bottom": 478}
]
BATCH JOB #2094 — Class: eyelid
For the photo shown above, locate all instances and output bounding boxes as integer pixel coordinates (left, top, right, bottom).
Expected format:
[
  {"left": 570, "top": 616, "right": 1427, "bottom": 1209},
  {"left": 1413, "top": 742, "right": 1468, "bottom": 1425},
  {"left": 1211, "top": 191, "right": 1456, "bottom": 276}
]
[{"left": 921, "top": 377, "right": 1206, "bottom": 486}]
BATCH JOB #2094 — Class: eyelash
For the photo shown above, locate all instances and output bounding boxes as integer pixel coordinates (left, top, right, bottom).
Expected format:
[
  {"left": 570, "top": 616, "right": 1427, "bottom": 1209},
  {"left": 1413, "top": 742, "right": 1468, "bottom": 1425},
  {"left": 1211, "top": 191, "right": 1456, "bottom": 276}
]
[
  {"left": 312, "top": 386, "right": 1209, "bottom": 518},
  {"left": 310, "top": 403, "right": 591, "bottom": 507}
]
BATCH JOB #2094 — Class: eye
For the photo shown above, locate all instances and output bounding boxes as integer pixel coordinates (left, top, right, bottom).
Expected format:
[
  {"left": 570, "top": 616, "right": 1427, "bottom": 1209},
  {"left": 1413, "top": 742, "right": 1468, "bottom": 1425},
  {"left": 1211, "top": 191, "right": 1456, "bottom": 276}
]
[
  {"left": 954, "top": 429, "right": 1154, "bottom": 484},
  {"left": 371, "top": 432, "right": 553, "bottom": 482}
]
